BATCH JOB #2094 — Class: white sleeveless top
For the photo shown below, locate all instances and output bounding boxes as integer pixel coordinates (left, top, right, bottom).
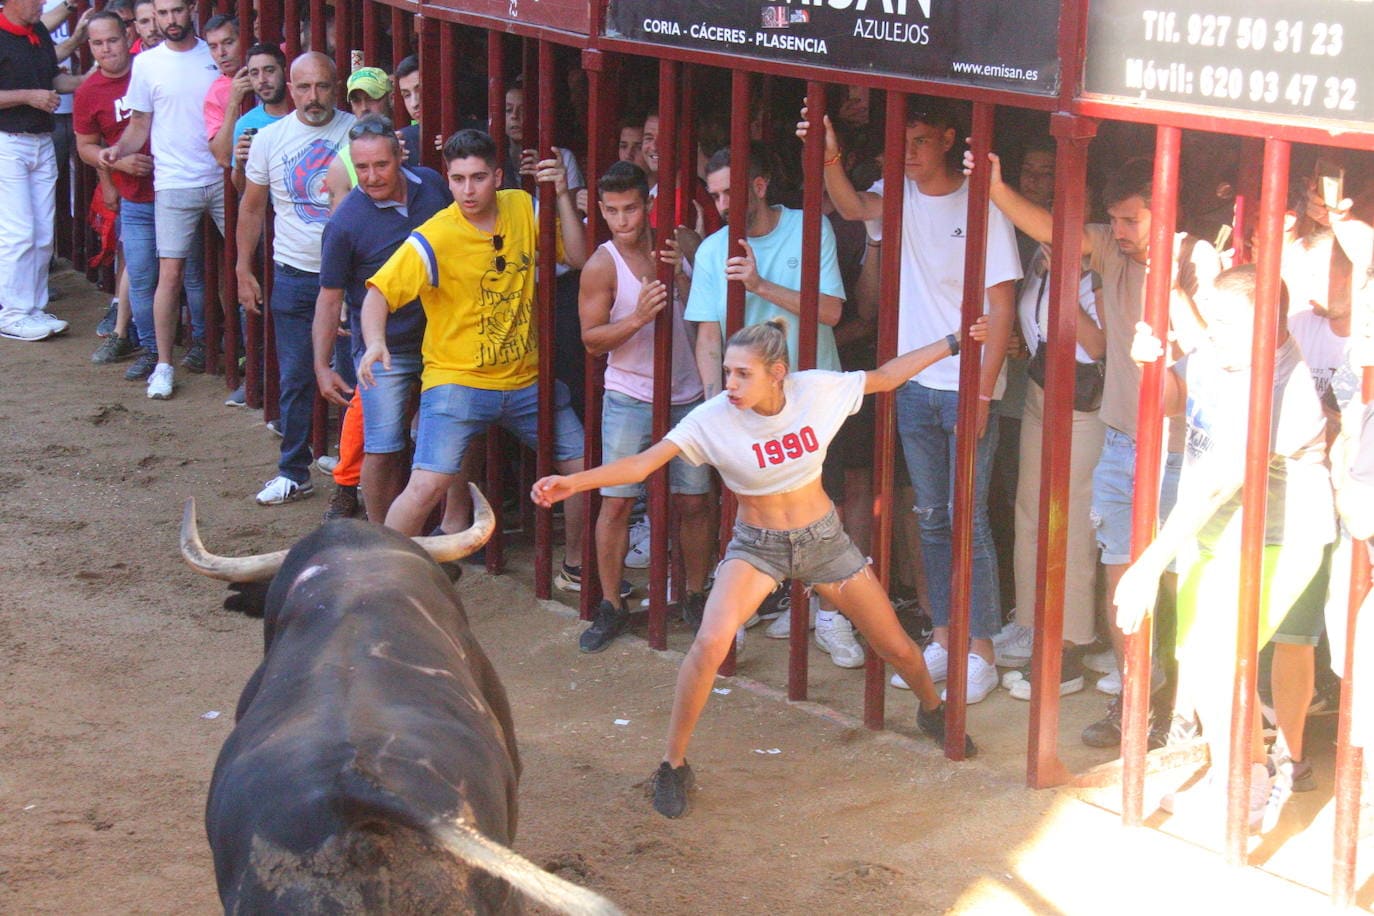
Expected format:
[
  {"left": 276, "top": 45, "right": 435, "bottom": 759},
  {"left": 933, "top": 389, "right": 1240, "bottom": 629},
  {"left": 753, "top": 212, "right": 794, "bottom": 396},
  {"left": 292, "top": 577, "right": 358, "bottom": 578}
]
[{"left": 602, "top": 240, "right": 704, "bottom": 405}]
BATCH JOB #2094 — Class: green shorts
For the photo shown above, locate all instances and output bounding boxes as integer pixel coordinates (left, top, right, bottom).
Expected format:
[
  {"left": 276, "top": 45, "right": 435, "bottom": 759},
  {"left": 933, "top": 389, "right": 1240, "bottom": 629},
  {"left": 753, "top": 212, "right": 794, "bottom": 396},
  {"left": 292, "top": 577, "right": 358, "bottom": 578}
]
[{"left": 1175, "top": 540, "right": 1324, "bottom": 664}]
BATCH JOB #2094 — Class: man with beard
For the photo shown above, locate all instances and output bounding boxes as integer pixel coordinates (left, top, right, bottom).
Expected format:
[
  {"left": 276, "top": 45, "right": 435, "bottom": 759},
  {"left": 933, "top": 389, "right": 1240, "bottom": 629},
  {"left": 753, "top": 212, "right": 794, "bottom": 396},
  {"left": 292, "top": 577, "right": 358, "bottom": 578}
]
[
  {"left": 101, "top": 0, "right": 224, "bottom": 399},
  {"left": 236, "top": 52, "right": 354, "bottom": 506},
  {"left": 130, "top": 0, "right": 159, "bottom": 52},
  {"left": 220, "top": 42, "right": 290, "bottom": 189}
]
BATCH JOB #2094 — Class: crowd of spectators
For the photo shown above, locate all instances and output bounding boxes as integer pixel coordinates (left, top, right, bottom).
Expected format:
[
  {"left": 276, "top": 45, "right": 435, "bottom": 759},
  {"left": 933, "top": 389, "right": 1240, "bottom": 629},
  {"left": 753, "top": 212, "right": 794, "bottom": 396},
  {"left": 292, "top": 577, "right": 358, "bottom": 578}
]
[{"left": 3, "top": 0, "right": 1371, "bottom": 829}]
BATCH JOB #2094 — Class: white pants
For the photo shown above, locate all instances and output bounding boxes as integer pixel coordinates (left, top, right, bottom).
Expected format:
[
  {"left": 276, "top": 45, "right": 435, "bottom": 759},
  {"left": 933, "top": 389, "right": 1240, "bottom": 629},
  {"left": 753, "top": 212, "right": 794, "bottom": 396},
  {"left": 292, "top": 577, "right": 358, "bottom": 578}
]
[{"left": 0, "top": 132, "right": 56, "bottom": 321}]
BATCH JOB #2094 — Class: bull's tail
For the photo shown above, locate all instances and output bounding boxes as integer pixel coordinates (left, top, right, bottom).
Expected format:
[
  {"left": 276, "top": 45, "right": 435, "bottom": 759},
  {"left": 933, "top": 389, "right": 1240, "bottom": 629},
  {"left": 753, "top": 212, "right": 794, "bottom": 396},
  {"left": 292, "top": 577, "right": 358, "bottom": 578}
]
[{"left": 429, "top": 820, "right": 624, "bottom": 916}]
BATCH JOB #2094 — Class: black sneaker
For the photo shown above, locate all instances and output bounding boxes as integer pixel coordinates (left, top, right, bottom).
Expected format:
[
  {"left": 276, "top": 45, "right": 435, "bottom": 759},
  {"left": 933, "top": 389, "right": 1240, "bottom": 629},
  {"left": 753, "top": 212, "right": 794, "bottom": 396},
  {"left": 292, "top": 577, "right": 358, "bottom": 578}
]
[
  {"left": 95, "top": 299, "right": 117, "bottom": 337},
  {"left": 1082, "top": 696, "right": 1125, "bottom": 748},
  {"left": 124, "top": 350, "right": 157, "bottom": 381},
  {"left": 91, "top": 333, "right": 141, "bottom": 364},
  {"left": 579, "top": 599, "right": 629, "bottom": 653},
  {"left": 681, "top": 591, "right": 707, "bottom": 631},
  {"left": 650, "top": 761, "right": 695, "bottom": 818},
  {"left": 323, "top": 484, "right": 361, "bottom": 521},
  {"left": 181, "top": 339, "right": 207, "bottom": 373},
  {"left": 916, "top": 702, "right": 978, "bottom": 758}
]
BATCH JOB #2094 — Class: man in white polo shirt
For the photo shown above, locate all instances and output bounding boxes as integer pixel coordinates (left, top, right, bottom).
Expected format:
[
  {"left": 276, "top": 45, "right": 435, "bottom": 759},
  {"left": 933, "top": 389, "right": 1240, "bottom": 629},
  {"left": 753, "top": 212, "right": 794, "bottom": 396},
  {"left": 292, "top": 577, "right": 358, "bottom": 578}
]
[{"left": 101, "top": 0, "right": 222, "bottom": 399}]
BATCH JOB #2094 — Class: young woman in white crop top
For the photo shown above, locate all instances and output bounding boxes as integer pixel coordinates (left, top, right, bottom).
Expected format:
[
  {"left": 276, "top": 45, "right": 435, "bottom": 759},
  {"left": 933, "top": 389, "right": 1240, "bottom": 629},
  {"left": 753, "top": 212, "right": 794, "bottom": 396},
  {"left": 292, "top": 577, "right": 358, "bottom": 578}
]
[{"left": 532, "top": 316, "right": 986, "bottom": 818}]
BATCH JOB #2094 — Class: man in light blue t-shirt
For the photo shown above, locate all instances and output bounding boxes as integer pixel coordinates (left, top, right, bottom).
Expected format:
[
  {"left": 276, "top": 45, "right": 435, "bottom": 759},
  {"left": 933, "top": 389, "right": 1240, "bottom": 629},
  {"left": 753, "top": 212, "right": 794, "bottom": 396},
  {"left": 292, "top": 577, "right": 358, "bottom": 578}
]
[
  {"left": 685, "top": 143, "right": 845, "bottom": 397},
  {"left": 225, "top": 42, "right": 292, "bottom": 188}
]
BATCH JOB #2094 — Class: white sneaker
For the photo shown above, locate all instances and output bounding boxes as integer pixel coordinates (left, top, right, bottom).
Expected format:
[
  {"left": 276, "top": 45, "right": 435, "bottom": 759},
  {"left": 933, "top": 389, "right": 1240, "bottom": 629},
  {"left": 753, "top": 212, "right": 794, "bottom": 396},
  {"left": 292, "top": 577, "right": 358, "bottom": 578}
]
[
  {"left": 765, "top": 594, "right": 816, "bottom": 639},
  {"left": 1009, "top": 668, "right": 1086, "bottom": 700},
  {"left": 314, "top": 455, "right": 339, "bottom": 474},
  {"left": 815, "top": 614, "right": 865, "bottom": 668},
  {"left": 993, "top": 622, "right": 1034, "bottom": 667},
  {"left": 1084, "top": 649, "right": 1118, "bottom": 675},
  {"left": 0, "top": 314, "right": 53, "bottom": 341},
  {"left": 639, "top": 577, "right": 670, "bottom": 608},
  {"left": 255, "top": 475, "right": 314, "bottom": 506},
  {"left": 1095, "top": 658, "right": 1166, "bottom": 696},
  {"left": 32, "top": 311, "right": 69, "bottom": 335},
  {"left": 624, "top": 517, "right": 651, "bottom": 569},
  {"left": 941, "top": 654, "right": 998, "bottom": 704},
  {"left": 146, "top": 363, "right": 174, "bottom": 399},
  {"left": 893, "top": 641, "right": 949, "bottom": 689}
]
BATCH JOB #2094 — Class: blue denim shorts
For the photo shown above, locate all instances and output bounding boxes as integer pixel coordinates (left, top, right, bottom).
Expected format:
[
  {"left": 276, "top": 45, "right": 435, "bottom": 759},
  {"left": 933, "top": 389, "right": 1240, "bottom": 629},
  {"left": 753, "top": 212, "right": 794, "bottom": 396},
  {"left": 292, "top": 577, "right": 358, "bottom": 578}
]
[
  {"left": 600, "top": 390, "right": 710, "bottom": 498},
  {"left": 356, "top": 350, "right": 422, "bottom": 454},
  {"left": 413, "top": 378, "right": 584, "bottom": 475},
  {"left": 721, "top": 507, "right": 868, "bottom": 587},
  {"left": 1091, "top": 427, "right": 1183, "bottom": 566}
]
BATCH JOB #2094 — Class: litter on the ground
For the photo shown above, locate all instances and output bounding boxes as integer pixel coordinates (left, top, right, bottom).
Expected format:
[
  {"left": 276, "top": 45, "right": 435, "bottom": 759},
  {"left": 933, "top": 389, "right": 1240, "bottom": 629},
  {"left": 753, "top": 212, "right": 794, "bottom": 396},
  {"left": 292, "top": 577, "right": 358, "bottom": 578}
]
[
  {"left": 753, "top": 748, "right": 782, "bottom": 755},
  {"left": 712, "top": 687, "right": 731, "bottom": 695},
  {"left": 613, "top": 718, "right": 630, "bottom": 726},
  {"left": 201, "top": 711, "right": 222, "bottom": 720}
]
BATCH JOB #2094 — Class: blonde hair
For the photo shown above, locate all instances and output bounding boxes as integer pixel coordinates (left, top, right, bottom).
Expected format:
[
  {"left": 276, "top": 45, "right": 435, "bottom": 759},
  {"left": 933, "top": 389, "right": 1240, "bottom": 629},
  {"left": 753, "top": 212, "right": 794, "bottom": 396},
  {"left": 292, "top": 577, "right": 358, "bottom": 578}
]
[{"left": 726, "top": 318, "right": 790, "bottom": 369}]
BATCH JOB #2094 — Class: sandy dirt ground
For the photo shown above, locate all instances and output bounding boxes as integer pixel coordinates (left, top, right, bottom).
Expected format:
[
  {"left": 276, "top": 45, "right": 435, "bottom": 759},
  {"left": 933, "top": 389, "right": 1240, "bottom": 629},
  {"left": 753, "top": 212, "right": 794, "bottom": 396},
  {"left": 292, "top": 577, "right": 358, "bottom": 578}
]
[{"left": 0, "top": 269, "right": 1369, "bottom": 914}]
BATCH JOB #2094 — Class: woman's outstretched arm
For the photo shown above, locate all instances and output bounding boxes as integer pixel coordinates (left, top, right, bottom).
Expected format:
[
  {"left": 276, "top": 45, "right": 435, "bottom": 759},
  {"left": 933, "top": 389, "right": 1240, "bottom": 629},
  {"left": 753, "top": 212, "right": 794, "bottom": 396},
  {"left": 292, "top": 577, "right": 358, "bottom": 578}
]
[
  {"left": 864, "top": 316, "right": 988, "bottom": 394},
  {"left": 532, "top": 439, "right": 684, "bottom": 507}
]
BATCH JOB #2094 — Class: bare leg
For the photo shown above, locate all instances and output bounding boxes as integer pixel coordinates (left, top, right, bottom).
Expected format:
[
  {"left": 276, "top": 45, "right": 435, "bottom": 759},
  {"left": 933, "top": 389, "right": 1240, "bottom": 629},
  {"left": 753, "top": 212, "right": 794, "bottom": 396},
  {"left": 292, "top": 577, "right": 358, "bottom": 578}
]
[
  {"left": 596, "top": 495, "right": 634, "bottom": 602},
  {"left": 384, "top": 468, "right": 453, "bottom": 536},
  {"left": 554, "top": 457, "right": 585, "bottom": 563},
  {"left": 673, "top": 493, "right": 713, "bottom": 593},
  {"left": 439, "top": 447, "right": 482, "bottom": 531},
  {"left": 153, "top": 257, "right": 186, "bottom": 365},
  {"left": 1104, "top": 561, "right": 1127, "bottom": 667},
  {"left": 814, "top": 569, "right": 942, "bottom": 711},
  {"left": 1271, "top": 643, "right": 1314, "bottom": 762},
  {"left": 360, "top": 451, "right": 409, "bottom": 523},
  {"left": 114, "top": 267, "right": 131, "bottom": 337},
  {"left": 663, "top": 559, "right": 777, "bottom": 767}
]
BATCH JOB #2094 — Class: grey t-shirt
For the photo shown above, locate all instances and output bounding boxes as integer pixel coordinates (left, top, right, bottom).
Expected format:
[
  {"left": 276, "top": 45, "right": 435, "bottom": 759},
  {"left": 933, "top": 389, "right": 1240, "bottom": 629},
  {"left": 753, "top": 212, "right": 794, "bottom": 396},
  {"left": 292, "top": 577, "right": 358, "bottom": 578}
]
[{"left": 1174, "top": 337, "right": 1334, "bottom": 550}]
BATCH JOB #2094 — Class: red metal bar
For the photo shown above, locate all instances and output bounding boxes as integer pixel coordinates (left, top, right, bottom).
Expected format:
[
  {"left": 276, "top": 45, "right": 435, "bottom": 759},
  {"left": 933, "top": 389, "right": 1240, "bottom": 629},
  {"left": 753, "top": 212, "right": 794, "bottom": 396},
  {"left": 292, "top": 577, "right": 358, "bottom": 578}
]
[
  {"left": 361, "top": 0, "right": 381, "bottom": 67},
  {"left": 786, "top": 78, "right": 826, "bottom": 703},
  {"left": 417, "top": 16, "right": 443, "bottom": 174},
  {"left": 645, "top": 57, "right": 680, "bottom": 652},
  {"left": 439, "top": 22, "right": 458, "bottom": 137},
  {"left": 1122, "top": 126, "right": 1181, "bottom": 826},
  {"left": 864, "top": 88, "right": 907, "bottom": 730},
  {"left": 519, "top": 40, "right": 536, "bottom": 195},
  {"left": 222, "top": 166, "right": 241, "bottom": 391},
  {"left": 203, "top": 228, "right": 223, "bottom": 375},
  {"left": 1333, "top": 516, "right": 1370, "bottom": 905},
  {"left": 1224, "top": 138, "right": 1289, "bottom": 865},
  {"left": 1231, "top": 139, "right": 1263, "bottom": 266},
  {"left": 306, "top": 0, "right": 323, "bottom": 54},
  {"left": 333, "top": 0, "right": 354, "bottom": 78},
  {"left": 262, "top": 227, "right": 280, "bottom": 423},
  {"left": 484, "top": 34, "right": 507, "bottom": 578},
  {"left": 390, "top": 5, "right": 409, "bottom": 74},
  {"left": 717, "top": 68, "right": 750, "bottom": 679},
  {"left": 1073, "top": 97, "right": 1374, "bottom": 153},
  {"left": 258, "top": 0, "right": 281, "bottom": 46},
  {"left": 944, "top": 101, "right": 993, "bottom": 760},
  {"left": 578, "top": 46, "right": 614, "bottom": 621},
  {"left": 1026, "top": 113, "right": 1097, "bottom": 789},
  {"left": 311, "top": 390, "right": 328, "bottom": 459},
  {"left": 533, "top": 38, "right": 557, "bottom": 600}
]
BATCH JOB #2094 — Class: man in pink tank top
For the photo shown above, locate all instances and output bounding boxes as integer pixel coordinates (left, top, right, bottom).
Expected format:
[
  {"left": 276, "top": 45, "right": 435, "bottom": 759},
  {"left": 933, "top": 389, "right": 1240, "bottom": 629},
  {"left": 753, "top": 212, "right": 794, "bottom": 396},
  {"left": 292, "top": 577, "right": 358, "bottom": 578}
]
[{"left": 576, "top": 161, "right": 714, "bottom": 653}]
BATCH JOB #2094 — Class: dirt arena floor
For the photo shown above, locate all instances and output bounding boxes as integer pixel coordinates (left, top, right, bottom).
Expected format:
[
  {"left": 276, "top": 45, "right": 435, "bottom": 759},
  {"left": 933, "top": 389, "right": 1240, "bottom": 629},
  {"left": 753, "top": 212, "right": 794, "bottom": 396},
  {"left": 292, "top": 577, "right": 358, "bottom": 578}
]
[{"left": 1, "top": 268, "right": 1370, "bottom": 914}]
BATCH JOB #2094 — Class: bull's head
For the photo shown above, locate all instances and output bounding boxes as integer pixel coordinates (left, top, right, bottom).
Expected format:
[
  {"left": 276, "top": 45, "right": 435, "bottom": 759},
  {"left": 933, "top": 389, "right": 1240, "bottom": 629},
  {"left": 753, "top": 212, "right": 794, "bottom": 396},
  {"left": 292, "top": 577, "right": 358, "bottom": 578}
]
[{"left": 179, "top": 483, "right": 495, "bottom": 582}]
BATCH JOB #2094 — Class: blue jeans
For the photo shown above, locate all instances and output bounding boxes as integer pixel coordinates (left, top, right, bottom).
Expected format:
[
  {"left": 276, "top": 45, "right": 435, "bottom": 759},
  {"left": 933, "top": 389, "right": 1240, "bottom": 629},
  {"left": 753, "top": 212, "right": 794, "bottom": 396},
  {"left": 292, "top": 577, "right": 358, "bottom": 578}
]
[
  {"left": 895, "top": 381, "right": 1001, "bottom": 640},
  {"left": 270, "top": 263, "right": 319, "bottom": 483},
  {"left": 413, "top": 378, "right": 584, "bottom": 475},
  {"left": 119, "top": 199, "right": 158, "bottom": 351},
  {"left": 182, "top": 225, "right": 206, "bottom": 341}
]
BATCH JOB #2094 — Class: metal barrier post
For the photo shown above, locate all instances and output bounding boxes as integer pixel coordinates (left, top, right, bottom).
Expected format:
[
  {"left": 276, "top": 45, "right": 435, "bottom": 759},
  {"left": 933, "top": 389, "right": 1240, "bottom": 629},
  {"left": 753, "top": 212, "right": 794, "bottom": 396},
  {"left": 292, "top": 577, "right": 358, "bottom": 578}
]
[{"left": 532, "top": 37, "right": 557, "bottom": 600}]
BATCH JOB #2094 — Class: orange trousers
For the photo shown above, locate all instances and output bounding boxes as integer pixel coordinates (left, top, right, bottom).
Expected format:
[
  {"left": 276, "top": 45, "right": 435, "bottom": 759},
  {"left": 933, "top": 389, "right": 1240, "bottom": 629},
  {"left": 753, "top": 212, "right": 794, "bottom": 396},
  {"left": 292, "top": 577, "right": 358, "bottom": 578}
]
[{"left": 333, "top": 387, "right": 363, "bottom": 487}]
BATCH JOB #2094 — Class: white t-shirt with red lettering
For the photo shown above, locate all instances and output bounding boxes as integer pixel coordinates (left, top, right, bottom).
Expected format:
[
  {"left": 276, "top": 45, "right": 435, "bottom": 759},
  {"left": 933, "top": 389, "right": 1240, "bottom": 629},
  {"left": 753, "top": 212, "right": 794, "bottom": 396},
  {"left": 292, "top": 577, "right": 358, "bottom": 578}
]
[{"left": 665, "top": 370, "right": 866, "bottom": 496}]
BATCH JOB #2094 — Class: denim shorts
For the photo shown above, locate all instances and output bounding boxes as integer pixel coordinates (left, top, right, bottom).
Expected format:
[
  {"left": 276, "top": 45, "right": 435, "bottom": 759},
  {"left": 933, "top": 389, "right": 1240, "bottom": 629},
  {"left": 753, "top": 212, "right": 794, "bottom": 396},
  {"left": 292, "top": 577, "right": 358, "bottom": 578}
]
[
  {"left": 154, "top": 183, "right": 225, "bottom": 258},
  {"left": 600, "top": 390, "right": 710, "bottom": 498},
  {"left": 413, "top": 378, "right": 584, "bottom": 475},
  {"left": 1272, "top": 541, "right": 1333, "bottom": 646},
  {"left": 356, "top": 350, "right": 422, "bottom": 454},
  {"left": 1091, "top": 427, "right": 1183, "bottom": 566},
  {"left": 721, "top": 507, "right": 868, "bottom": 587}
]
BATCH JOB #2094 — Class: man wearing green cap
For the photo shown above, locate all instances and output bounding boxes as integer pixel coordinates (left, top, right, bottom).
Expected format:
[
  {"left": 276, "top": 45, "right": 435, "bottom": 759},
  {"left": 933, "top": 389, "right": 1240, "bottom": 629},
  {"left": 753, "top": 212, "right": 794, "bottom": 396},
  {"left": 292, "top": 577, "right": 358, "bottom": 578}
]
[{"left": 324, "top": 65, "right": 418, "bottom": 207}]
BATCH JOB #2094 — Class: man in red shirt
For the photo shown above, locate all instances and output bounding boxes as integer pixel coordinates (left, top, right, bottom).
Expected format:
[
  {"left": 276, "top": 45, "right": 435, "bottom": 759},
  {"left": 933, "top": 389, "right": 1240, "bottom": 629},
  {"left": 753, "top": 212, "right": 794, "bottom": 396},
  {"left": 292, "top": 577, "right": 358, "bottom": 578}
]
[{"left": 73, "top": 10, "right": 157, "bottom": 370}]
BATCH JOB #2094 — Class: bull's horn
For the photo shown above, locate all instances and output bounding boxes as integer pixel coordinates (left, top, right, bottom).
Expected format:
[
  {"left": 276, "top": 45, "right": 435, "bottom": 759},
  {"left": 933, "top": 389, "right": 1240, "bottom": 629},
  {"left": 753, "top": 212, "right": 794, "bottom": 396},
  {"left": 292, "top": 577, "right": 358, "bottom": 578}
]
[
  {"left": 413, "top": 483, "right": 495, "bottom": 563},
  {"left": 180, "top": 498, "right": 289, "bottom": 582}
]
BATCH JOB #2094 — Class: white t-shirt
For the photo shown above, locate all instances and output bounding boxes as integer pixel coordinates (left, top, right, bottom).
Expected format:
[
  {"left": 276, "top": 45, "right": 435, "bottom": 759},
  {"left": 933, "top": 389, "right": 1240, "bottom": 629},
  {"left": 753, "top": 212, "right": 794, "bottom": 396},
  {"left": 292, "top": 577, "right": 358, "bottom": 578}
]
[
  {"left": 665, "top": 370, "right": 865, "bottom": 496},
  {"left": 1287, "top": 309, "right": 1348, "bottom": 408},
  {"left": 44, "top": 0, "right": 73, "bottom": 115},
  {"left": 866, "top": 177, "right": 1022, "bottom": 391},
  {"left": 126, "top": 40, "right": 221, "bottom": 191},
  {"left": 245, "top": 111, "right": 356, "bottom": 273},
  {"left": 1018, "top": 248, "right": 1101, "bottom": 365}
]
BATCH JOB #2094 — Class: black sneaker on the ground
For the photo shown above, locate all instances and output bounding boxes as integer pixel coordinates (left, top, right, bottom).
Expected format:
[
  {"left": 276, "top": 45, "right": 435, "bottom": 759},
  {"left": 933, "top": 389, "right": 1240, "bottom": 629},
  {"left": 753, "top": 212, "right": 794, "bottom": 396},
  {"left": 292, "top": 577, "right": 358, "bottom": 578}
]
[
  {"left": 579, "top": 599, "right": 629, "bottom": 653},
  {"left": 91, "top": 334, "right": 141, "bottom": 364},
  {"left": 554, "top": 562, "right": 633, "bottom": 599},
  {"left": 96, "top": 299, "right": 117, "bottom": 337},
  {"left": 681, "top": 591, "right": 707, "bottom": 631},
  {"left": 181, "top": 339, "right": 207, "bottom": 373},
  {"left": 323, "top": 484, "right": 361, "bottom": 521},
  {"left": 125, "top": 350, "right": 156, "bottom": 381},
  {"left": 916, "top": 702, "right": 979, "bottom": 758},
  {"left": 1082, "top": 696, "right": 1125, "bottom": 748},
  {"left": 650, "top": 760, "right": 695, "bottom": 818}
]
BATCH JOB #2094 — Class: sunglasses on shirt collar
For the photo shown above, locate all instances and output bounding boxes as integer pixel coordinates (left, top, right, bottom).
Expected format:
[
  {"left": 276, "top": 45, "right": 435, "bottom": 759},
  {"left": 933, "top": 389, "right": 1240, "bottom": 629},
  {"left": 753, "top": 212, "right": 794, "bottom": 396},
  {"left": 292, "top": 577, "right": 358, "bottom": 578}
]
[{"left": 492, "top": 234, "right": 505, "bottom": 273}]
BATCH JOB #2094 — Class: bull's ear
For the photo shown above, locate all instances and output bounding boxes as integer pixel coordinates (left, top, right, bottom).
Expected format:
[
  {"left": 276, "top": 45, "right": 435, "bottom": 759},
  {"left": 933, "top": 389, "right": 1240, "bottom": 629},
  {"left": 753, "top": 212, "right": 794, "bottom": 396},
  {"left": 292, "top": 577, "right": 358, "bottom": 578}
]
[{"left": 223, "top": 581, "right": 270, "bottom": 618}]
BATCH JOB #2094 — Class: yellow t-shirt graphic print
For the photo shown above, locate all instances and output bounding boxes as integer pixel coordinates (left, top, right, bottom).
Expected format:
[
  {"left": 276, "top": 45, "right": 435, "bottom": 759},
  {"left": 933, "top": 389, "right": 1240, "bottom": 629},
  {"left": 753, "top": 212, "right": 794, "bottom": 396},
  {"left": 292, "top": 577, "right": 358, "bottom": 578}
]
[{"left": 366, "top": 189, "right": 558, "bottom": 391}]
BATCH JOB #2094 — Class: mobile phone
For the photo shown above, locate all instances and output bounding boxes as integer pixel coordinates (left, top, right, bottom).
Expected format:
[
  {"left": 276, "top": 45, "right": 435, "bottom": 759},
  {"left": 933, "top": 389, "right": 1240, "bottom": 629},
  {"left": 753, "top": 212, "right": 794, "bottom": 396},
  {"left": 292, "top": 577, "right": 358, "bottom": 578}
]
[{"left": 1316, "top": 157, "right": 1345, "bottom": 209}]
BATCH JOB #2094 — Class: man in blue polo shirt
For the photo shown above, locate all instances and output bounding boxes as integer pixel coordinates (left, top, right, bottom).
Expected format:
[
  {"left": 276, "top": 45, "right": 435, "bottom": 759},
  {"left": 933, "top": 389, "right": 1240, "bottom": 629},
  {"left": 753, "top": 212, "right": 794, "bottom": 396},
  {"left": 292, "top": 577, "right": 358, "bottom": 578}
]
[{"left": 314, "top": 113, "right": 448, "bottom": 522}]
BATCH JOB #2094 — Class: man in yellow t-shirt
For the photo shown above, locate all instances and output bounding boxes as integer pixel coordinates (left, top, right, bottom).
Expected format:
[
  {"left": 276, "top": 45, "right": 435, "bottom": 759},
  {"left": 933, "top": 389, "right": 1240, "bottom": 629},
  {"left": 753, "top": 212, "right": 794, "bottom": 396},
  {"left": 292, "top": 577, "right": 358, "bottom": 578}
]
[{"left": 359, "top": 129, "right": 590, "bottom": 573}]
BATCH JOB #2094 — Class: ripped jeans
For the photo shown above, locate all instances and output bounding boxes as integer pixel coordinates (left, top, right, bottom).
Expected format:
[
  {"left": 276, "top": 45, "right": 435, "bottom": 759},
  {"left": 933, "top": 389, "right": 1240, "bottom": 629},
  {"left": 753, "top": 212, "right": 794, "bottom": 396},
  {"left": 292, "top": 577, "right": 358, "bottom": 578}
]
[{"left": 896, "top": 380, "right": 1002, "bottom": 640}]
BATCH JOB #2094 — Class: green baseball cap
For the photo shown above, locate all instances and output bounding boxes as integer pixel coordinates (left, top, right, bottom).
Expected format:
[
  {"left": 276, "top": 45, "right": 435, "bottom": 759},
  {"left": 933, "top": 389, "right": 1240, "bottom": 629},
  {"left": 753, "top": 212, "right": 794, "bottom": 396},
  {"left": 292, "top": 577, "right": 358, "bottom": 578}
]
[{"left": 346, "top": 67, "right": 391, "bottom": 100}]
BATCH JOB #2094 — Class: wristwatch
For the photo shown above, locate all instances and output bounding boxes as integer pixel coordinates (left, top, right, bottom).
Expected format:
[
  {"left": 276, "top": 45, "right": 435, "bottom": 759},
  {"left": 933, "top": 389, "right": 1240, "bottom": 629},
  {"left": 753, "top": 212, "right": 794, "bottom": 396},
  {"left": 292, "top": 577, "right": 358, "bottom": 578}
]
[{"left": 945, "top": 333, "right": 959, "bottom": 357}]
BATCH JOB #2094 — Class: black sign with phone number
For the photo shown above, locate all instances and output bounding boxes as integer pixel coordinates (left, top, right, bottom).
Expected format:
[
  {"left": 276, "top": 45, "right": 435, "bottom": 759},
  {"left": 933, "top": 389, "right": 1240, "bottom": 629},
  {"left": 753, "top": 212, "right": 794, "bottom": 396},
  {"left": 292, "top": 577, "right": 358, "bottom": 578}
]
[
  {"left": 605, "top": 0, "right": 1060, "bottom": 97},
  {"left": 1085, "top": 1, "right": 1374, "bottom": 125}
]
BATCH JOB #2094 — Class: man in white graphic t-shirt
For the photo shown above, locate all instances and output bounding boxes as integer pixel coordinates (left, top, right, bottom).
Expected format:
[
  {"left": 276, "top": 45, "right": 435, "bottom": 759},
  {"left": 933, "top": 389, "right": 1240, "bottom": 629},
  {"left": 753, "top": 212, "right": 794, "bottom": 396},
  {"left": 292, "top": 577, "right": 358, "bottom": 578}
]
[
  {"left": 102, "top": 0, "right": 223, "bottom": 400},
  {"left": 236, "top": 52, "right": 354, "bottom": 507},
  {"left": 799, "top": 101, "right": 1021, "bottom": 704}
]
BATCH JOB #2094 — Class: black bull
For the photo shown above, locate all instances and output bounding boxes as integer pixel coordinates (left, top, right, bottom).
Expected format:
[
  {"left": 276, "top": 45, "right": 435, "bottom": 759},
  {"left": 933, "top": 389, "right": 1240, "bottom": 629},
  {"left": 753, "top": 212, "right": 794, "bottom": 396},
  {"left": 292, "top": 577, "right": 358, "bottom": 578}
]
[{"left": 182, "top": 497, "right": 620, "bottom": 915}]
